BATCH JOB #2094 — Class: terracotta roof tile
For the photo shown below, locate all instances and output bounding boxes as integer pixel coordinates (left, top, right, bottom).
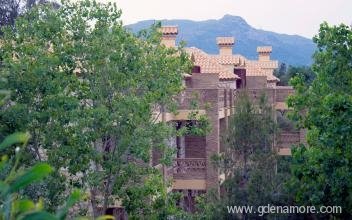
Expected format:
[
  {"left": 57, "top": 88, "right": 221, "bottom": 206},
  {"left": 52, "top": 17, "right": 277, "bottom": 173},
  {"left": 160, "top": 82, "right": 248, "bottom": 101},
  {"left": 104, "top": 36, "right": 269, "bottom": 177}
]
[
  {"left": 246, "top": 63, "right": 279, "bottom": 82},
  {"left": 247, "top": 60, "right": 279, "bottom": 69},
  {"left": 209, "top": 55, "right": 239, "bottom": 65},
  {"left": 185, "top": 47, "right": 240, "bottom": 80},
  {"left": 216, "top": 37, "right": 235, "bottom": 45},
  {"left": 161, "top": 26, "right": 178, "bottom": 35},
  {"left": 257, "top": 46, "right": 272, "bottom": 53},
  {"left": 245, "top": 66, "right": 266, "bottom": 76},
  {"left": 268, "top": 75, "right": 280, "bottom": 81}
]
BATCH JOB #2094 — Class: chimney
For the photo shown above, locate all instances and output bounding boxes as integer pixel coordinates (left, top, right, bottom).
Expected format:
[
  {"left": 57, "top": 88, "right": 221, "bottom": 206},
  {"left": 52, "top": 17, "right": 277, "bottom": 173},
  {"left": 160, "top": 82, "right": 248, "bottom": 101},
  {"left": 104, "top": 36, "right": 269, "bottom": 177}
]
[
  {"left": 217, "top": 37, "right": 235, "bottom": 55},
  {"left": 160, "top": 26, "right": 178, "bottom": 48},
  {"left": 257, "top": 46, "right": 272, "bottom": 61}
]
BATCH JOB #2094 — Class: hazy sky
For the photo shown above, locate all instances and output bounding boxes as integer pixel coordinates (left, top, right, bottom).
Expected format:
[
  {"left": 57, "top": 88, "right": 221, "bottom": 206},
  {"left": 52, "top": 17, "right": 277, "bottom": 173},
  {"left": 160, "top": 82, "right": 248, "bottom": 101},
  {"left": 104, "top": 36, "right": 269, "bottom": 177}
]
[{"left": 96, "top": 0, "right": 352, "bottom": 38}]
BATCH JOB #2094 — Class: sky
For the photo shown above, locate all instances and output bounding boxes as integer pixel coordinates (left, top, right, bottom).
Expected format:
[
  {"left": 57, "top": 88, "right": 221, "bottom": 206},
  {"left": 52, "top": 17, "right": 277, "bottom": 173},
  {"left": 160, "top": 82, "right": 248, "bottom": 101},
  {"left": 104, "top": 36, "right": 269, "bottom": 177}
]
[{"left": 97, "top": 0, "right": 352, "bottom": 39}]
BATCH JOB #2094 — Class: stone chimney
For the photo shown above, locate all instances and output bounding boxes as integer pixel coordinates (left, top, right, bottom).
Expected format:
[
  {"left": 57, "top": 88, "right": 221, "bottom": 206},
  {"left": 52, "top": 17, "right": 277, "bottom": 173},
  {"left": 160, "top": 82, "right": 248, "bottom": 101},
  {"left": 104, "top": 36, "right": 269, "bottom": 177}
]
[
  {"left": 217, "top": 37, "right": 235, "bottom": 55},
  {"left": 160, "top": 26, "right": 178, "bottom": 48},
  {"left": 257, "top": 46, "right": 272, "bottom": 61}
]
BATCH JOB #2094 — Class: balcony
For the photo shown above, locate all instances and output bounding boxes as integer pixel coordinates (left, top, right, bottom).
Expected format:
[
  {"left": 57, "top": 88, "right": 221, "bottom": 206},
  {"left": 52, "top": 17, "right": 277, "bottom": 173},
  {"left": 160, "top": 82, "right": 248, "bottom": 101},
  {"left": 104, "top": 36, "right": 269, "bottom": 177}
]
[
  {"left": 172, "top": 158, "right": 206, "bottom": 179},
  {"left": 234, "top": 89, "right": 276, "bottom": 105},
  {"left": 176, "top": 89, "right": 208, "bottom": 110},
  {"left": 277, "top": 132, "right": 300, "bottom": 155},
  {"left": 277, "top": 132, "right": 300, "bottom": 148}
]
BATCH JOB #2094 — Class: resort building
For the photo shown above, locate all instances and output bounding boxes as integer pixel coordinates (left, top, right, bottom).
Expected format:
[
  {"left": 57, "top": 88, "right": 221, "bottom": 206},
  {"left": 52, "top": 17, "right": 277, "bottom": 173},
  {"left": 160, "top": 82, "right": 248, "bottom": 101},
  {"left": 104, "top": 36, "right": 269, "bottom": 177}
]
[{"left": 151, "top": 26, "right": 306, "bottom": 211}]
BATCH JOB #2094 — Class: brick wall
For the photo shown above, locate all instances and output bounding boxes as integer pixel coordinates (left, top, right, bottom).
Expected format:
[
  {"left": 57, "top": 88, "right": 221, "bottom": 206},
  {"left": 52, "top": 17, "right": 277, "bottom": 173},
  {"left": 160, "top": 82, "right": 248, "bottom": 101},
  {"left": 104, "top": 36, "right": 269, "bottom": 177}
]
[
  {"left": 218, "top": 80, "right": 236, "bottom": 89},
  {"left": 190, "top": 73, "right": 219, "bottom": 89},
  {"left": 246, "top": 76, "right": 267, "bottom": 89},
  {"left": 219, "top": 118, "right": 226, "bottom": 153},
  {"left": 204, "top": 89, "right": 220, "bottom": 192},
  {"left": 185, "top": 136, "right": 206, "bottom": 158}
]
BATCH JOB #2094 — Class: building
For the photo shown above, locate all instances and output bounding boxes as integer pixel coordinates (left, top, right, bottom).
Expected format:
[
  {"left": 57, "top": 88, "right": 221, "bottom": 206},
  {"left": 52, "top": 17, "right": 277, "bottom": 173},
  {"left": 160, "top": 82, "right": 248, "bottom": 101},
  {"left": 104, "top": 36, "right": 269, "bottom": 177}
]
[{"left": 152, "top": 26, "right": 306, "bottom": 211}]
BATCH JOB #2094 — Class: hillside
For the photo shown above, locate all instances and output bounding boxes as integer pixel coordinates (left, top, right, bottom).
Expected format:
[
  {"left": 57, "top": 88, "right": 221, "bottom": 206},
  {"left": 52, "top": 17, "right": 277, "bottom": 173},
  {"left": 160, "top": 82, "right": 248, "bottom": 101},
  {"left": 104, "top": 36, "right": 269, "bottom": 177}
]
[{"left": 126, "top": 15, "right": 315, "bottom": 66}]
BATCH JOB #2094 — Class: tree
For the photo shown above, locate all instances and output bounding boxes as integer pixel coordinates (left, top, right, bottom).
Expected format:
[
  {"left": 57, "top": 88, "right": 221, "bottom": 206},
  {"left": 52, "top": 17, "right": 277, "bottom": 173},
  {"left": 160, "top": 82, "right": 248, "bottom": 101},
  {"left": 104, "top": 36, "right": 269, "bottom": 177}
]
[
  {"left": 0, "top": 0, "right": 59, "bottom": 32},
  {"left": 0, "top": 132, "right": 87, "bottom": 220},
  {"left": 274, "top": 63, "right": 315, "bottom": 86},
  {"left": 201, "top": 91, "right": 292, "bottom": 219},
  {"left": 1, "top": 0, "right": 192, "bottom": 218},
  {"left": 221, "top": 92, "right": 276, "bottom": 181},
  {"left": 287, "top": 22, "right": 352, "bottom": 218},
  {"left": 287, "top": 66, "right": 315, "bottom": 85},
  {"left": 274, "top": 62, "right": 287, "bottom": 84},
  {"left": 0, "top": 0, "right": 20, "bottom": 30}
]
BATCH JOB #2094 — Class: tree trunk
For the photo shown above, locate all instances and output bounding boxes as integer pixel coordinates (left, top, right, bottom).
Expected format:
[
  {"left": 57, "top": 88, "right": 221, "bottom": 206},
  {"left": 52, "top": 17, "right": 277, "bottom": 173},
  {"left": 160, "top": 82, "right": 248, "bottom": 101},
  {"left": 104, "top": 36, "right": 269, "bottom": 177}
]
[
  {"left": 90, "top": 187, "right": 100, "bottom": 218},
  {"left": 102, "top": 175, "right": 112, "bottom": 215}
]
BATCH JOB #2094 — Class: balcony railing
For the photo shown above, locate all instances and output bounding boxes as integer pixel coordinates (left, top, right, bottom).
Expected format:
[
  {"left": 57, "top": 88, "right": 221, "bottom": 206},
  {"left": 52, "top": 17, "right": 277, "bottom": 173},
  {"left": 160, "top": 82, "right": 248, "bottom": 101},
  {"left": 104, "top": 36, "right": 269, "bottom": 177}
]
[
  {"left": 277, "top": 132, "right": 300, "bottom": 148},
  {"left": 234, "top": 89, "right": 275, "bottom": 105},
  {"left": 172, "top": 158, "right": 206, "bottom": 179},
  {"left": 175, "top": 89, "right": 208, "bottom": 110}
]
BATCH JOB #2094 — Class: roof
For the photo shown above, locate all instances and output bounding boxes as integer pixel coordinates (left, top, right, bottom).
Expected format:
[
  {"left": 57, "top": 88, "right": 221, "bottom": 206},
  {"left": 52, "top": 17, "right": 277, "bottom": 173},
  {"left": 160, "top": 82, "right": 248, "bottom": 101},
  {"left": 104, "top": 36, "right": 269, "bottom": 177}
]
[
  {"left": 161, "top": 26, "right": 178, "bottom": 35},
  {"left": 245, "top": 66, "right": 266, "bottom": 76},
  {"left": 209, "top": 54, "right": 246, "bottom": 65},
  {"left": 245, "top": 65, "right": 279, "bottom": 82},
  {"left": 257, "top": 46, "right": 272, "bottom": 53},
  {"left": 185, "top": 47, "right": 240, "bottom": 80},
  {"left": 207, "top": 53, "right": 279, "bottom": 82},
  {"left": 247, "top": 60, "right": 279, "bottom": 69},
  {"left": 268, "top": 75, "right": 280, "bottom": 81},
  {"left": 216, "top": 37, "right": 235, "bottom": 45}
]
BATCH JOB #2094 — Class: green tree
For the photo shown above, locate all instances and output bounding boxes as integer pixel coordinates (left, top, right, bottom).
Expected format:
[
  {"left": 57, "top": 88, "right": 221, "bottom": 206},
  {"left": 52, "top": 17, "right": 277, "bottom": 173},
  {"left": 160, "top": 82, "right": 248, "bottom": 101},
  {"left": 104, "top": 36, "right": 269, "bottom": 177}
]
[
  {"left": 1, "top": 0, "right": 192, "bottom": 218},
  {"left": 287, "top": 65, "right": 315, "bottom": 85},
  {"left": 201, "top": 91, "right": 292, "bottom": 219},
  {"left": 287, "top": 22, "right": 352, "bottom": 218},
  {"left": 274, "top": 63, "right": 315, "bottom": 86},
  {"left": 0, "top": 132, "right": 88, "bottom": 220},
  {"left": 274, "top": 62, "right": 287, "bottom": 84},
  {"left": 0, "top": 0, "right": 60, "bottom": 32}
]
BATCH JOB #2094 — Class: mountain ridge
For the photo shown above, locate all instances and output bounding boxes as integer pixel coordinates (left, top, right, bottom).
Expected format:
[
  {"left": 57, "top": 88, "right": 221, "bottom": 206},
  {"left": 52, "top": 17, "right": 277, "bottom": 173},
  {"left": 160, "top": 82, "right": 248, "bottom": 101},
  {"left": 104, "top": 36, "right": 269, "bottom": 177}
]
[{"left": 126, "top": 15, "right": 315, "bottom": 66}]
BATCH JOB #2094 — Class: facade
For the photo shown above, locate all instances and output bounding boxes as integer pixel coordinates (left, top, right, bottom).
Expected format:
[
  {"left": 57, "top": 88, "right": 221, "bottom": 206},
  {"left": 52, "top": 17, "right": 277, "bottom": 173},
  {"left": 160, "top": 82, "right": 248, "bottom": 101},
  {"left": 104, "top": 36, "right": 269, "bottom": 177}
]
[{"left": 153, "top": 26, "right": 305, "bottom": 211}]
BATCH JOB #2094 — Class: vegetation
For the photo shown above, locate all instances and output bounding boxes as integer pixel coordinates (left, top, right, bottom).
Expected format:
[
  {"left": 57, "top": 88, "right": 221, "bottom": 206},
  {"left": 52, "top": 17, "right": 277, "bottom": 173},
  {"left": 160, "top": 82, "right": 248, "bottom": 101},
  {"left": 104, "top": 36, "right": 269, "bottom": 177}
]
[
  {"left": 0, "top": 0, "right": 192, "bottom": 218},
  {"left": 0, "top": 132, "right": 115, "bottom": 220},
  {"left": 287, "top": 22, "right": 352, "bottom": 218},
  {"left": 0, "top": 0, "right": 60, "bottom": 33},
  {"left": 220, "top": 92, "right": 279, "bottom": 219},
  {"left": 193, "top": 92, "right": 293, "bottom": 219},
  {"left": 1, "top": 0, "right": 352, "bottom": 218},
  {"left": 274, "top": 63, "right": 316, "bottom": 86}
]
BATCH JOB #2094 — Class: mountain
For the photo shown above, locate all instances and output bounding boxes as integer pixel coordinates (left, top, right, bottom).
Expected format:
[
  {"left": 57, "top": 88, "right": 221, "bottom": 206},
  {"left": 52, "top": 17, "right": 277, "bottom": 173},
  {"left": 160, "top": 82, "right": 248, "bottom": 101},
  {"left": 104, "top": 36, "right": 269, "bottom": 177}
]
[{"left": 126, "top": 15, "right": 315, "bottom": 66}]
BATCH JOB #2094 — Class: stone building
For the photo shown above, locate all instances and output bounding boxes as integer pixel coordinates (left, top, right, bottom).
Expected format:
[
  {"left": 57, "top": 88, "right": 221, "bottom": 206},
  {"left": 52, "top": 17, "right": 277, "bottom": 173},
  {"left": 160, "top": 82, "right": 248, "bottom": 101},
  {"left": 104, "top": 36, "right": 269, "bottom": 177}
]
[{"left": 152, "top": 26, "right": 305, "bottom": 211}]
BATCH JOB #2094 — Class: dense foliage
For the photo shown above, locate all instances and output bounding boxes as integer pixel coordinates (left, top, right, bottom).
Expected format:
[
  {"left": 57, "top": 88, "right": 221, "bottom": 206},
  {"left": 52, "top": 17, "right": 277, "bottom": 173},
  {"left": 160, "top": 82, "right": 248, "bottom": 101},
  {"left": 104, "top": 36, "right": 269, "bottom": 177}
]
[
  {"left": 195, "top": 92, "right": 293, "bottom": 219},
  {"left": 274, "top": 63, "right": 316, "bottom": 86},
  {"left": 0, "top": 0, "right": 192, "bottom": 218},
  {"left": 288, "top": 22, "right": 352, "bottom": 218},
  {"left": 1, "top": 0, "right": 351, "bottom": 218},
  {"left": 0, "top": 0, "right": 59, "bottom": 32}
]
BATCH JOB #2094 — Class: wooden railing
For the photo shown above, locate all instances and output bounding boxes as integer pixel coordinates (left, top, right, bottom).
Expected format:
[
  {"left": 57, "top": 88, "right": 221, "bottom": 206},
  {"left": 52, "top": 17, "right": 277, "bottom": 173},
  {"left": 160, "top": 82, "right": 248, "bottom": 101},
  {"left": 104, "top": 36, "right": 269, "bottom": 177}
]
[
  {"left": 175, "top": 89, "right": 208, "bottom": 110},
  {"left": 277, "top": 132, "right": 300, "bottom": 148},
  {"left": 171, "top": 86, "right": 294, "bottom": 116},
  {"left": 234, "top": 89, "right": 275, "bottom": 105},
  {"left": 172, "top": 158, "right": 206, "bottom": 179}
]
